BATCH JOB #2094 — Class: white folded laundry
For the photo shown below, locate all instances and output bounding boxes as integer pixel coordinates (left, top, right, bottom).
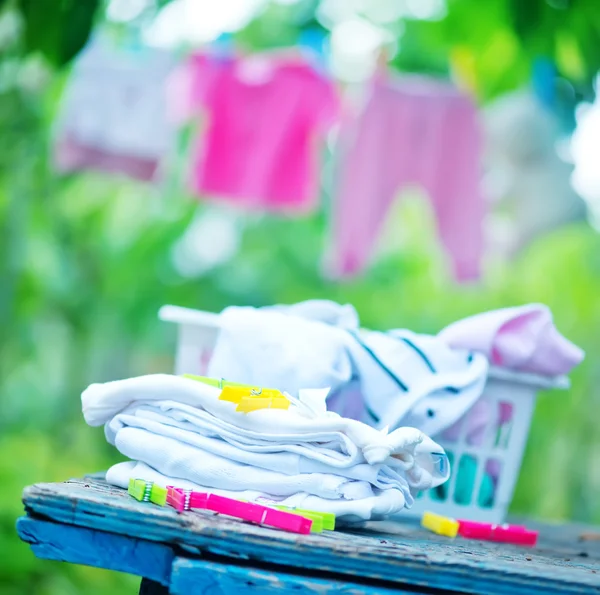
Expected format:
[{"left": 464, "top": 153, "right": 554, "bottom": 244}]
[
  {"left": 83, "top": 374, "right": 450, "bottom": 480},
  {"left": 115, "top": 426, "right": 378, "bottom": 500},
  {"left": 206, "top": 301, "right": 489, "bottom": 437},
  {"left": 107, "top": 461, "right": 410, "bottom": 523},
  {"left": 108, "top": 408, "right": 414, "bottom": 490},
  {"left": 84, "top": 373, "right": 450, "bottom": 520}
]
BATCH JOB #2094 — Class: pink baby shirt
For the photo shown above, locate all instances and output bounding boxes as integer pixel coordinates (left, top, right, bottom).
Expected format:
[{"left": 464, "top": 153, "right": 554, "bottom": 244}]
[
  {"left": 328, "top": 76, "right": 485, "bottom": 281},
  {"left": 170, "top": 53, "right": 339, "bottom": 213}
]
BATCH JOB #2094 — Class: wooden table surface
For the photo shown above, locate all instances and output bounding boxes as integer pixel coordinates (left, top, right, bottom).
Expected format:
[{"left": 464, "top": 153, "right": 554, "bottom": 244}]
[{"left": 17, "top": 475, "right": 600, "bottom": 594}]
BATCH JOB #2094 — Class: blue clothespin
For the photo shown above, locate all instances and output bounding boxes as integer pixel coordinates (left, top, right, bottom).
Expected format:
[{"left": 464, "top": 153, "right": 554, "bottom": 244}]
[
  {"left": 298, "top": 28, "right": 329, "bottom": 74},
  {"left": 532, "top": 58, "right": 556, "bottom": 110},
  {"left": 210, "top": 33, "right": 234, "bottom": 63}
]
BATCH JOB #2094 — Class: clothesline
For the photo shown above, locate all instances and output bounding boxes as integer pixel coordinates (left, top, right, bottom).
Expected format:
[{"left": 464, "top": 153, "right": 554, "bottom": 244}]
[{"left": 53, "top": 37, "right": 486, "bottom": 281}]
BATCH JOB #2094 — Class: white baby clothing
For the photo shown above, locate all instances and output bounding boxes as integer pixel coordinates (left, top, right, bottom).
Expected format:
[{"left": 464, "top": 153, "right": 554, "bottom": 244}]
[
  {"left": 115, "top": 427, "right": 376, "bottom": 500},
  {"left": 107, "top": 408, "right": 415, "bottom": 489},
  {"left": 206, "top": 302, "right": 489, "bottom": 437},
  {"left": 83, "top": 374, "right": 449, "bottom": 473},
  {"left": 83, "top": 374, "right": 450, "bottom": 520},
  {"left": 107, "top": 461, "right": 411, "bottom": 522}
]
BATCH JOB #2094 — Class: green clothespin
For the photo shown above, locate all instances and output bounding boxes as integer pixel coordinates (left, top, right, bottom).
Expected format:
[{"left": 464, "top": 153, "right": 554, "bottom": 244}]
[
  {"left": 149, "top": 484, "right": 167, "bottom": 506},
  {"left": 294, "top": 511, "right": 324, "bottom": 533},
  {"left": 270, "top": 506, "right": 323, "bottom": 533},
  {"left": 128, "top": 479, "right": 167, "bottom": 506},
  {"left": 299, "top": 509, "right": 335, "bottom": 531},
  {"left": 183, "top": 375, "right": 246, "bottom": 388},
  {"left": 128, "top": 478, "right": 147, "bottom": 501},
  {"left": 183, "top": 375, "right": 222, "bottom": 388},
  {"left": 273, "top": 506, "right": 335, "bottom": 531}
]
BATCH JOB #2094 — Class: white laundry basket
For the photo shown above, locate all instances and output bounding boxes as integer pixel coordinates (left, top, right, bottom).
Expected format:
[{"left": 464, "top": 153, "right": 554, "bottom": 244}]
[{"left": 159, "top": 304, "right": 568, "bottom": 524}]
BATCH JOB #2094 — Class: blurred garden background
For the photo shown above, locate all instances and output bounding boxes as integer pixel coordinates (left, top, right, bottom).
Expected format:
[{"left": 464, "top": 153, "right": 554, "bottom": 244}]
[{"left": 2, "top": 0, "right": 600, "bottom": 592}]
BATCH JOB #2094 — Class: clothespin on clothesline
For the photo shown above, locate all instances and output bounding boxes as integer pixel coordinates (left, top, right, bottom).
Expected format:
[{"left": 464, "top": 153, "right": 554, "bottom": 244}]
[
  {"left": 450, "top": 46, "right": 478, "bottom": 98},
  {"left": 375, "top": 46, "right": 390, "bottom": 80},
  {"left": 532, "top": 57, "right": 556, "bottom": 110},
  {"left": 298, "top": 27, "right": 330, "bottom": 74},
  {"left": 165, "top": 487, "right": 313, "bottom": 534}
]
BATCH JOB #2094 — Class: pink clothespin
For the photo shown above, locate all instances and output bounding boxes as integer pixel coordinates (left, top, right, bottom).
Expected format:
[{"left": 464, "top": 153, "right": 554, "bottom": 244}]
[
  {"left": 203, "top": 494, "right": 312, "bottom": 534},
  {"left": 167, "top": 487, "right": 213, "bottom": 512},
  {"left": 457, "top": 519, "right": 492, "bottom": 540},
  {"left": 491, "top": 524, "right": 538, "bottom": 547},
  {"left": 458, "top": 520, "right": 538, "bottom": 547},
  {"left": 190, "top": 491, "right": 210, "bottom": 509},
  {"left": 165, "top": 487, "right": 312, "bottom": 534},
  {"left": 167, "top": 486, "right": 193, "bottom": 512}
]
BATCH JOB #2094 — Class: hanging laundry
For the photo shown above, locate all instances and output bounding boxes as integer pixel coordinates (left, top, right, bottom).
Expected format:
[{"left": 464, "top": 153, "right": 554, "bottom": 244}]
[
  {"left": 327, "top": 75, "right": 484, "bottom": 281},
  {"left": 439, "top": 303, "right": 584, "bottom": 376},
  {"left": 54, "top": 36, "right": 176, "bottom": 181},
  {"left": 169, "top": 51, "right": 339, "bottom": 212},
  {"left": 484, "top": 91, "right": 586, "bottom": 259},
  {"left": 82, "top": 374, "right": 449, "bottom": 522},
  {"left": 206, "top": 300, "right": 489, "bottom": 437}
]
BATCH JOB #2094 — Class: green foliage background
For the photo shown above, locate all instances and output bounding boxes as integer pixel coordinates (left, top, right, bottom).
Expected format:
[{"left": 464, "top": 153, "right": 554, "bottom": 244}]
[{"left": 1, "top": 0, "right": 600, "bottom": 592}]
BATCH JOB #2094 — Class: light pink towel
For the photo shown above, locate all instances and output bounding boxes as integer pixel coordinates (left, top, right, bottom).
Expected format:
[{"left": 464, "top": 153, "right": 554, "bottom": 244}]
[
  {"left": 439, "top": 304, "right": 584, "bottom": 376},
  {"left": 170, "top": 53, "right": 339, "bottom": 213},
  {"left": 328, "top": 76, "right": 484, "bottom": 281}
]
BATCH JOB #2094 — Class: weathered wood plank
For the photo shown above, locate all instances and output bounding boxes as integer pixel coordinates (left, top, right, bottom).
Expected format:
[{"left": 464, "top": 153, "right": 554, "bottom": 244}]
[
  {"left": 16, "top": 516, "right": 174, "bottom": 586},
  {"left": 169, "top": 556, "right": 443, "bottom": 595},
  {"left": 20, "top": 478, "right": 600, "bottom": 595}
]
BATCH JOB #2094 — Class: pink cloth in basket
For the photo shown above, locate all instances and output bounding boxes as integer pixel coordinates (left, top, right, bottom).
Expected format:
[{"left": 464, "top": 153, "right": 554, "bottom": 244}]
[
  {"left": 327, "top": 75, "right": 484, "bottom": 281},
  {"left": 439, "top": 304, "right": 584, "bottom": 376},
  {"left": 439, "top": 304, "right": 583, "bottom": 491},
  {"left": 169, "top": 53, "right": 339, "bottom": 212}
]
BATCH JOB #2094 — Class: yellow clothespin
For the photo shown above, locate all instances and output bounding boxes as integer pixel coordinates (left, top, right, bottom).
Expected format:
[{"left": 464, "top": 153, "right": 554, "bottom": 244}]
[
  {"left": 421, "top": 511, "right": 459, "bottom": 538},
  {"left": 183, "top": 375, "right": 291, "bottom": 412},
  {"left": 236, "top": 395, "right": 290, "bottom": 413},
  {"left": 450, "top": 46, "right": 478, "bottom": 97},
  {"left": 219, "top": 386, "right": 282, "bottom": 404}
]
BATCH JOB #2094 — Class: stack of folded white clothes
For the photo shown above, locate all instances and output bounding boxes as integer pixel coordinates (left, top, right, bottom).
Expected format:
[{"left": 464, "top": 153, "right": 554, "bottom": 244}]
[{"left": 82, "top": 374, "right": 450, "bottom": 522}]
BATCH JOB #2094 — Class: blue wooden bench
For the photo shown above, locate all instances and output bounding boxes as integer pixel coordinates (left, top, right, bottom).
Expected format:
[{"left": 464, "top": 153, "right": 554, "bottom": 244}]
[{"left": 17, "top": 475, "right": 600, "bottom": 594}]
